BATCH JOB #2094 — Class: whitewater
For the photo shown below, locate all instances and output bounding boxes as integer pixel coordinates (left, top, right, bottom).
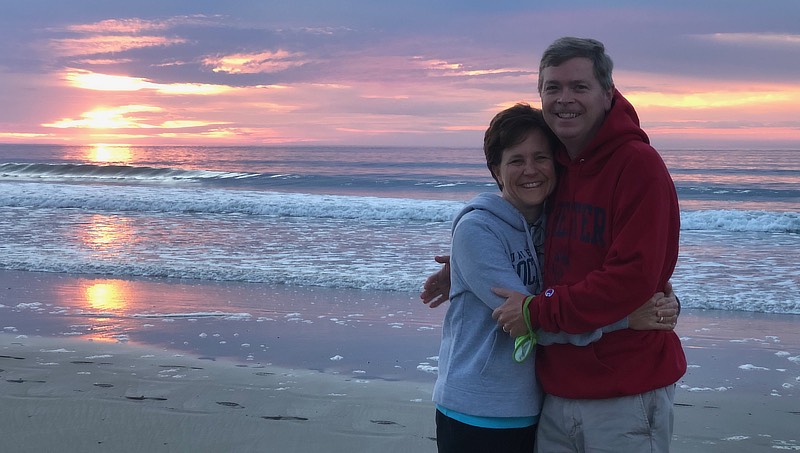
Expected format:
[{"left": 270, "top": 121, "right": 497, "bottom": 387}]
[{"left": 1, "top": 144, "right": 798, "bottom": 314}]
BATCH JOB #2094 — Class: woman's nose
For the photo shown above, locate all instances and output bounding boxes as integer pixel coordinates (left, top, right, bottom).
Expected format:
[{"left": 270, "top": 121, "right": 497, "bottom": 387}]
[{"left": 523, "top": 161, "right": 539, "bottom": 175}]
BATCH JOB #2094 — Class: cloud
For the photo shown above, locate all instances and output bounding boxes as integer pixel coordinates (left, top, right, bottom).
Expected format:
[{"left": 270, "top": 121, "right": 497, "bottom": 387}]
[
  {"left": 45, "top": 16, "right": 220, "bottom": 58},
  {"left": 414, "top": 57, "right": 533, "bottom": 78},
  {"left": 0, "top": 132, "right": 50, "bottom": 138},
  {"left": 43, "top": 105, "right": 163, "bottom": 129},
  {"left": 203, "top": 50, "right": 310, "bottom": 74},
  {"left": 42, "top": 105, "right": 228, "bottom": 130},
  {"left": 51, "top": 35, "right": 187, "bottom": 56},
  {"left": 698, "top": 32, "right": 800, "bottom": 47},
  {"left": 65, "top": 18, "right": 172, "bottom": 34},
  {"left": 64, "top": 69, "right": 236, "bottom": 95}
]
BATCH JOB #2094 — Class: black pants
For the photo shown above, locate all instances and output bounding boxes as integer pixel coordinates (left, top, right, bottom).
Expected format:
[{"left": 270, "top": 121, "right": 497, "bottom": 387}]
[{"left": 435, "top": 409, "right": 536, "bottom": 453}]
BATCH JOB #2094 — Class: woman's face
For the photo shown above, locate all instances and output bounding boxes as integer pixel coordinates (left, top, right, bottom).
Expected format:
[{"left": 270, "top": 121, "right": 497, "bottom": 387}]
[{"left": 492, "top": 129, "right": 556, "bottom": 222}]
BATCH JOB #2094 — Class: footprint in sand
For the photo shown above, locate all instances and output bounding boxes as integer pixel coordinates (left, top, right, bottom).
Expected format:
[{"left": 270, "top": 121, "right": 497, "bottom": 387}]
[
  {"left": 216, "top": 401, "right": 245, "bottom": 408},
  {"left": 159, "top": 364, "right": 204, "bottom": 370},
  {"left": 371, "top": 420, "right": 403, "bottom": 426},
  {"left": 125, "top": 395, "right": 168, "bottom": 401},
  {"left": 93, "top": 383, "right": 114, "bottom": 388},
  {"left": 70, "top": 360, "right": 113, "bottom": 365},
  {"left": 261, "top": 416, "right": 308, "bottom": 421}
]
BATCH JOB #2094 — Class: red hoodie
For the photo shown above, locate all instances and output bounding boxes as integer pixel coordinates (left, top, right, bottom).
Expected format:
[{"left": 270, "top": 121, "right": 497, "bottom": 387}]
[{"left": 532, "top": 89, "right": 686, "bottom": 399}]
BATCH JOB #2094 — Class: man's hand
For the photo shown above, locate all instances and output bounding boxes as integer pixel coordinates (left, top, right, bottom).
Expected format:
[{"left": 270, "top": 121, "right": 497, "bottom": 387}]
[
  {"left": 491, "top": 287, "right": 530, "bottom": 337},
  {"left": 420, "top": 255, "right": 451, "bottom": 308}
]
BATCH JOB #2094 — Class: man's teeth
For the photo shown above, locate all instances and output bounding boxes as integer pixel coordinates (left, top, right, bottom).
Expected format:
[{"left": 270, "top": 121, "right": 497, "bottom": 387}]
[
  {"left": 522, "top": 182, "right": 542, "bottom": 188},
  {"left": 557, "top": 113, "right": 578, "bottom": 118}
]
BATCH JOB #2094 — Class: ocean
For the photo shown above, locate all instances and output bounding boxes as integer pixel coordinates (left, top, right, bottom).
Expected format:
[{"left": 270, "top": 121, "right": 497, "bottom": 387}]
[{"left": 1, "top": 143, "right": 799, "bottom": 314}]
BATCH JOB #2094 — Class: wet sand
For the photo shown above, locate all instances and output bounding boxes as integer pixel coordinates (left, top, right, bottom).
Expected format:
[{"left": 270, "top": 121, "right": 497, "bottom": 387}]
[{"left": 1, "top": 270, "right": 798, "bottom": 452}]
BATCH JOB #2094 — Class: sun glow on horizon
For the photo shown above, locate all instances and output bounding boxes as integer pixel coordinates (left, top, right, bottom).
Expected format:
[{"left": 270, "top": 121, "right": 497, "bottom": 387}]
[
  {"left": 90, "top": 144, "right": 133, "bottom": 163},
  {"left": 627, "top": 89, "right": 799, "bottom": 109}
]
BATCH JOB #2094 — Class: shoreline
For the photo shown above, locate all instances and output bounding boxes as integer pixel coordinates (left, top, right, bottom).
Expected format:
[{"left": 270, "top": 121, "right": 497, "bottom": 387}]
[
  {"left": 0, "top": 269, "right": 444, "bottom": 383},
  {"left": 1, "top": 269, "right": 799, "bottom": 451}
]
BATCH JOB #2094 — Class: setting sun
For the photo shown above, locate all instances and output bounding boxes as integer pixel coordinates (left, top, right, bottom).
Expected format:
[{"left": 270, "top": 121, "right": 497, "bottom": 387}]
[{"left": 90, "top": 143, "right": 133, "bottom": 163}]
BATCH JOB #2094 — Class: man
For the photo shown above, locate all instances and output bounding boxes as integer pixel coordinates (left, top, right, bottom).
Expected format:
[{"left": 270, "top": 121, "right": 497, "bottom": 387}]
[
  {"left": 490, "top": 37, "right": 685, "bottom": 452},
  {"left": 422, "top": 37, "right": 684, "bottom": 452}
]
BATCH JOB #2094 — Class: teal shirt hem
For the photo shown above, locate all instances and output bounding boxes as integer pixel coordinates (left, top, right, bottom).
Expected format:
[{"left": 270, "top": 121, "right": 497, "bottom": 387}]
[{"left": 436, "top": 405, "right": 538, "bottom": 429}]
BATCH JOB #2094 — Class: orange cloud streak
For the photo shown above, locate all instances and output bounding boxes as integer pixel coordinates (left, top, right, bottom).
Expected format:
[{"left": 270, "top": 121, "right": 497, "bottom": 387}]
[
  {"left": 65, "top": 69, "right": 235, "bottom": 95},
  {"left": 203, "top": 50, "right": 309, "bottom": 74},
  {"left": 52, "top": 36, "right": 187, "bottom": 56}
]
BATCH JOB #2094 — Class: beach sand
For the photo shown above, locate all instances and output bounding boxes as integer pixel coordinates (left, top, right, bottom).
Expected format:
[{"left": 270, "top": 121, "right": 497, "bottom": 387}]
[
  {"left": 0, "top": 333, "right": 436, "bottom": 453},
  {"left": 1, "top": 270, "right": 799, "bottom": 452}
]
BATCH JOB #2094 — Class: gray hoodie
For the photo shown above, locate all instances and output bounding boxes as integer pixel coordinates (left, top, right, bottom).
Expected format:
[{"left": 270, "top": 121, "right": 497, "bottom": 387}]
[{"left": 433, "top": 193, "right": 627, "bottom": 418}]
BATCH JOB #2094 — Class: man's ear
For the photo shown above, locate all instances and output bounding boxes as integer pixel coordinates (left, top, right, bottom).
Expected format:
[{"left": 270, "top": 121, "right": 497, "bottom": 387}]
[{"left": 604, "top": 84, "right": 614, "bottom": 111}]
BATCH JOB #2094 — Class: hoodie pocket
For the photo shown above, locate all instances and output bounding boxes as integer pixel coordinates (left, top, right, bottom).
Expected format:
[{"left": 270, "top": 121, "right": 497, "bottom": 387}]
[{"left": 478, "top": 330, "right": 511, "bottom": 383}]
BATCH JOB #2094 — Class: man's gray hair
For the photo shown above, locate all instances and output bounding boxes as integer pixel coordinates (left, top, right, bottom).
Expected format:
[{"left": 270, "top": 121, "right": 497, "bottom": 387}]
[{"left": 537, "top": 37, "right": 614, "bottom": 93}]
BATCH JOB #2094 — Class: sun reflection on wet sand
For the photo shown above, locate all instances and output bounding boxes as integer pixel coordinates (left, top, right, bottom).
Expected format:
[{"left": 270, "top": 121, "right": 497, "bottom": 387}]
[
  {"left": 84, "top": 282, "right": 128, "bottom": 311},
  {"left": 77, "top": 280, "right": 133, "bottom": 343}
]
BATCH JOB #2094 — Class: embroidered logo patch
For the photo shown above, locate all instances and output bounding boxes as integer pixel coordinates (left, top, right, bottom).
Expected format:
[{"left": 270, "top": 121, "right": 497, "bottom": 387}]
[{"left": 544, "top": 288, "right": 554, "bottom": 297}]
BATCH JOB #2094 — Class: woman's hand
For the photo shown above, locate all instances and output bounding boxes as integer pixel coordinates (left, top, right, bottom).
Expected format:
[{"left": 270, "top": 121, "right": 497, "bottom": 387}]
[{"left": 629, "top": 282, "right": 679, "bottom": 330}]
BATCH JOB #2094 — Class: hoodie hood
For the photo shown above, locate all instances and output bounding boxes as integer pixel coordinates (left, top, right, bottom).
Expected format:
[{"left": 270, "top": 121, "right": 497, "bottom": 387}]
[
  {"left": 557, "top": 89, "right": 651, "bottom": 174},
  {"left": 452, "top": 192, "right": 527, "bottom": 235},
  {"left": 452, "top": 193, "right": 545, "bottom": 285}
]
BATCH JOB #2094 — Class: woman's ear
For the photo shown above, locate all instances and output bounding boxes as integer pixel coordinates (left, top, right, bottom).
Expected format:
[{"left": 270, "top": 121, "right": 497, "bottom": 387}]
[{"left": 490, "top": 165, "right": 503, "bottom": 191}]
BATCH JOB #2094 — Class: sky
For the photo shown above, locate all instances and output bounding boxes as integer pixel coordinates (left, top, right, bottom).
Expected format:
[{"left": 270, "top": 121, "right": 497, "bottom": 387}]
[{"left": 1, "top": 0, "right": 799, "bottom": 150}]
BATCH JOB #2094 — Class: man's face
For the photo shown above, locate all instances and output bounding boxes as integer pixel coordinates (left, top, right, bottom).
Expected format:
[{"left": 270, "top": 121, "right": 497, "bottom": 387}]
[{"left": 539, "top": 57, "right": 613, "bottom": 157}]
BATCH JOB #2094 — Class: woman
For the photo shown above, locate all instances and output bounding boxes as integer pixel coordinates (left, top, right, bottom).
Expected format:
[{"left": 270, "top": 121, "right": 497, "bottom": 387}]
[{"left": 432, "top": 104, "right": 676, "bottom": 452}]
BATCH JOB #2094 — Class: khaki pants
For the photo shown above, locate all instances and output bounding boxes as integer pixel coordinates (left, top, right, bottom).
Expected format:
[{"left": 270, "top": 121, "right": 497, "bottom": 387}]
[{"left": 535, "top": 385, "right": 675, "bottom": 453}]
